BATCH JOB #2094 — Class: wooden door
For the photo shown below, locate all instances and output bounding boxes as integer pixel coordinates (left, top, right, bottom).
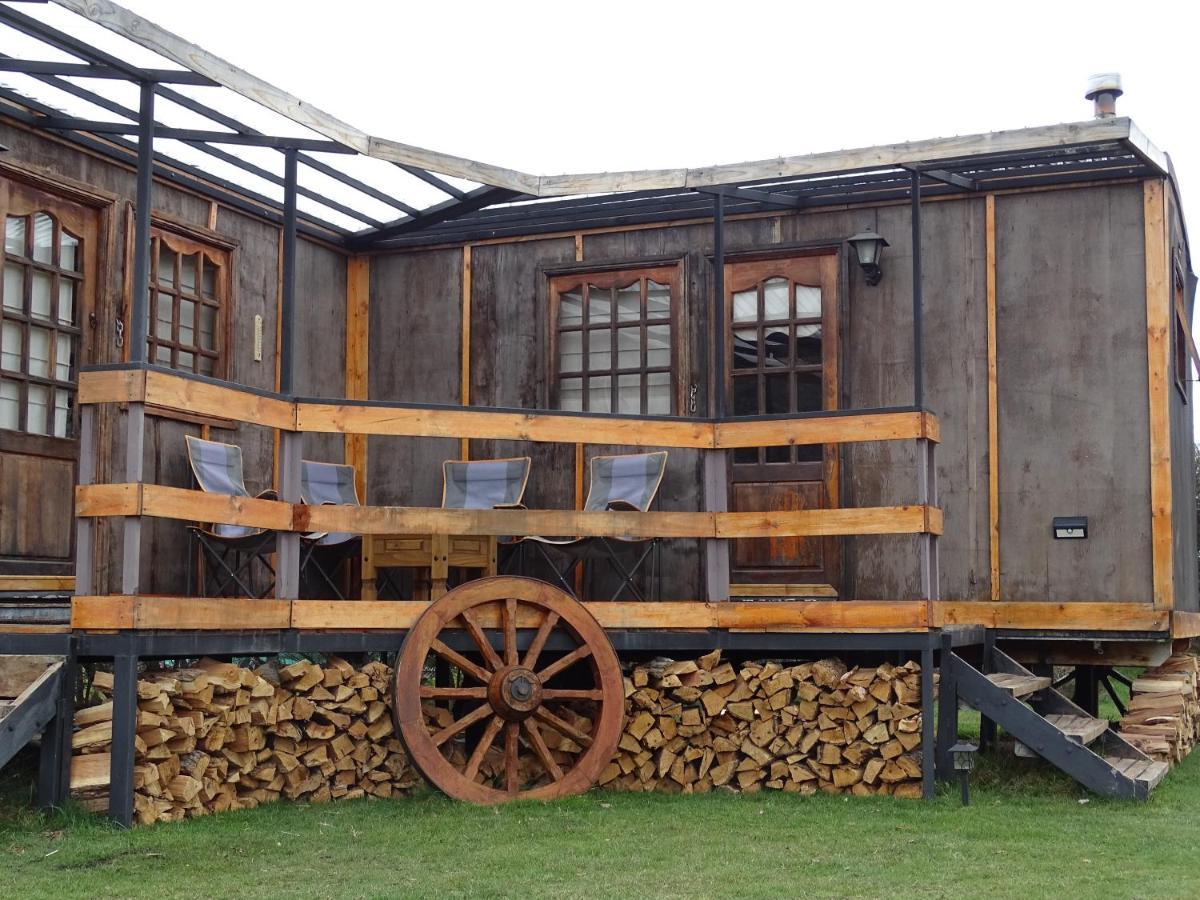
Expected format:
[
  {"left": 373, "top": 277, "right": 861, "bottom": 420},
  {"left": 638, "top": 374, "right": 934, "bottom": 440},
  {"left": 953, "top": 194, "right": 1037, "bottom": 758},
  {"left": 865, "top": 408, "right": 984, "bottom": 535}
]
[
  {"left": 726, "top": 253, "right": 839, "bottom": 588},
  {"left": 0, "top": 178, "right": 100, "bottom": 581}
]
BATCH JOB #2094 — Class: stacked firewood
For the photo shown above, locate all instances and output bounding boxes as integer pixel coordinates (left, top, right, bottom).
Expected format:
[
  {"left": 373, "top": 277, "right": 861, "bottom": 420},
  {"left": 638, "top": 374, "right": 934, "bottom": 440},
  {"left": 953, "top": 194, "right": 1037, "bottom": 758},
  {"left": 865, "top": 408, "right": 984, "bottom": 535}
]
[
  {"left": 69, "top": 657, "right": 419, "bottom": 824},
  {"left": 1117, "top": 654, "right": 1200, "bottom": 764},
  {"left": 598, "top": 651, "right": 923, "bottom": 797}
]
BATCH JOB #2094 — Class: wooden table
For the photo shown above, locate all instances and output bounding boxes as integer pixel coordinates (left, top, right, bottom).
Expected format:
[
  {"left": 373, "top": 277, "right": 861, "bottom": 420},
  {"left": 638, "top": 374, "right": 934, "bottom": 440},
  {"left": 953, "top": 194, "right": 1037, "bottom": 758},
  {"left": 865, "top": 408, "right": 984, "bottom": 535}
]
[{"left": 360, "top": 533, "right": 497, "bottom": 601}]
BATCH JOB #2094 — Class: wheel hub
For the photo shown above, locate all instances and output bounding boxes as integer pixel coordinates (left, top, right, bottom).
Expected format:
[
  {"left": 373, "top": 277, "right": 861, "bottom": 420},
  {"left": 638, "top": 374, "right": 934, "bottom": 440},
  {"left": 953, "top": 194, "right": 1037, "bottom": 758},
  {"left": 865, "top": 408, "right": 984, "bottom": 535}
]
[{"left": 489, "top": 665, "right": 543, "bottom": 721}]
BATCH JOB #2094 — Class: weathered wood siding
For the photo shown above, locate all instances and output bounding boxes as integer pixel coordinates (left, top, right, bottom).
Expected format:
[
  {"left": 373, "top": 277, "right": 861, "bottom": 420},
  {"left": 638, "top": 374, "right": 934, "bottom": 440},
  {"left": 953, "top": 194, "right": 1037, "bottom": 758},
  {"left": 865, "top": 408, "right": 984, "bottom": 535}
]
[{"left": 1167, "top": 189, "right": 1198, "bottom": 611}]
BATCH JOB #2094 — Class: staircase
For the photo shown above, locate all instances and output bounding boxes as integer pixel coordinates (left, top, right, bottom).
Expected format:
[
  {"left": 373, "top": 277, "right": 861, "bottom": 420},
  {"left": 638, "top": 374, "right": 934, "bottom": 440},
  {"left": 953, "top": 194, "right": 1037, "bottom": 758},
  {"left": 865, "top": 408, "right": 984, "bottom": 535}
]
[
  {"left": 950, "top": 648, "right": 1169, "bottom": 799},
  {"left": 0, "top": 656, "right": 64, "bottom": 772}
]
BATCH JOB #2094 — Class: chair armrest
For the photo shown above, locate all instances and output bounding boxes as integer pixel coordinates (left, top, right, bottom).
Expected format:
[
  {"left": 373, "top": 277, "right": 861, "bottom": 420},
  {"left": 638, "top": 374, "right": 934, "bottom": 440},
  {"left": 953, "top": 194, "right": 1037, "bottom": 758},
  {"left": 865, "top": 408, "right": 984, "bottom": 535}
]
[
  {"left": 254, "top": 488, "right": 280, "bottom": 501},
  {"left": 605, "top": 500, "right": 640, "bottom": 512},
  {"left": 493, "top": 503, "right": 528, "bottom": 510}
]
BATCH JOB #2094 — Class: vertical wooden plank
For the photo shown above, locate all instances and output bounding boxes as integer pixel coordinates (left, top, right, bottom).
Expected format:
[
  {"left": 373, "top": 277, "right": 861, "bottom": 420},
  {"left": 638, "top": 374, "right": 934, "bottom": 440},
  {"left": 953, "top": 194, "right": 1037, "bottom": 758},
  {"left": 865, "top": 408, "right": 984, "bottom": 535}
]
[
  {"left": 986, "top": 194, "right": 1000, "bottom": 602},
  {"left": 1144, "top": 179, "right": 1174, "bottom": 609},
  {"left": 206, "top": 200, "right": 218, "bottom": 231},
  {"left": 460, "top": 245, "right": 472, "bottom": 461},
  {"left": 345, "top": 255, "right": 370, "bottom": 499}
]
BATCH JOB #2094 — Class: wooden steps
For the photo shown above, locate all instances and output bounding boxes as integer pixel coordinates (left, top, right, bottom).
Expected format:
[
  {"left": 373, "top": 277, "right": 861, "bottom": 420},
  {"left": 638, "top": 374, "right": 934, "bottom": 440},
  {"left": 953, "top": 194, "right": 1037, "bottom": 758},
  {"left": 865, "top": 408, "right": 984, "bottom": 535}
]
[
  {"left": 0, "top": 701, "right": 12, "bottom": 720},
  {"left": 1015, "top": 713, "right": 1108, "bottom": 758},
  {"left": 986, "top": 672, "right": 1051, "bottom": 698},
  {"left": 1106, "top": 757, "right": 1171, "bottom": 791}
]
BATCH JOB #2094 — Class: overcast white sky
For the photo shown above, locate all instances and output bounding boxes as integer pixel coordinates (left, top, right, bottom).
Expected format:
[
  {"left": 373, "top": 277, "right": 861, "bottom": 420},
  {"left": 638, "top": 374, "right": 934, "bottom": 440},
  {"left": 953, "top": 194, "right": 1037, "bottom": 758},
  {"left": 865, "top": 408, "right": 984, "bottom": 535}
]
[{"left": 116, "top": 0, "right": 1199, "bottom": 421}]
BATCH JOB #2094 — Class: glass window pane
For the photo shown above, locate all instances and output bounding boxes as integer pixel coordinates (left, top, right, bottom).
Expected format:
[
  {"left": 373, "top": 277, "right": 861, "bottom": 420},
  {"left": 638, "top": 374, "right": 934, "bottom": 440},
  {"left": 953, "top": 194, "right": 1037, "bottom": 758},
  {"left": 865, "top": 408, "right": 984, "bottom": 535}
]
[
  {"left": 733, "top": 447, "right": 757, "bottom": 464},
  {"left": 732, "top": 328, "right": 757, "bottom": 370},
  {"left": 199, "top": 305, "right": 217, "bottom": 351},
  {"left": 31, "top": 214, "right": 53, "bottom": 264},
  {"left": 646, "top": 281, "right": 670, "bottom": 320},
  {"left": 156, "top": 292, "right": 173, "bottom": 340},
  {"left": 0, "top": 378, "right": 18, "bottom": 429},
  {"left": 763, "top": 277, "right": 789, "bottom": 319},
  {"left": 1, "top": 322, "right": 20, "bottom": 372},
  {"left": 5, "top": 216, "right": 25, "bottom": 256},
  {"left": 559, "top": 290, "right": 583, "bottom": 327},
  {"left": 588, "top": 375, "right": 611, "bottom": 413},
  {"left": 197, "top": 354, "right": 215, "bottom": 377},
  {"left": 155, "top": 344, "right": 172, "bottom": 366},
  {"left": 60, "top": 230, "right": 79, "bottom": 271},
  {"left": 31, "top": 271, "right": 51, "bottom": 320},
  {"left": 797, "top": 371, "right": 823, "bottom": 412},
  {"left": 765, "top": 372, "right": 790, "bottom": 415},
  {"left": 177, "top": 350, "right": 194, "bottom": 372},
  {"left": 559, "top": 377, "right": 583, "bottom": 411},
  {"left": 58, "top": 279, "right": 75, "bottom": 326},
  {"left": 179, "top": 299, "right": 195, "bottom": 346},
  {"left": 558, "top": 330, "right": 583, "bottom": 373},
  {"left": 3, "top": 263, "right": 23, "bottom": 312},
  {"left": 53, "top": 389, "right": 70, "bottom": 438},
  {"left": 617, "top": 373, "right": 641, "bottom": 414},
  {"left": 55, "top": 333, "right": 73, "bottom": 381},
  {"left": 180, "top": 253, "right": 197, "bottom": 294},
  {"left": 796, "top": 445, "right": 822, "bottom": 462},
  {"left": 202, "top": 260, "right": 217, "bottom": 298},
  {"left": 617, "top": 326, "right": 640, "bottom": 369},
  {"left": 732, "top": 288, "right": 756, "bottom": 323},
  {"left": 766, "top": 445, "right": 790, "bottom": 463},
  {"left": 733, "top": 375, "right": 757, "bottom": 416},
  {"left": 646, "top": 372, "right": 670, "bottom": 415},
  {"left": 157, "top": 243, "right": 176, "bottom": 287},
  {"left": 646, "top": 324, "right": 670, "bottom": 368},
  {"left": 795, "top": 324, "right": 822, "bottom": 365},
  {"left": 26, "top": 383, "right": 48, "bottom": 434},
  {"left": 616, "top": 283, "right": 640, "bottom": 321},
  {"left": 587, "top": 285, "right": 611, "bottom": 323},
  {"left": 27, "top": 326, "right": 50, "bottom": 378},
  {"left": 764, "top": 326, "right": 790, "bottom": 368},
  {"left": 796, "top": 284, "right": 821, "bottom": 319},
  {"left": 588, "top": 329, "right": 611, "bottom": 371}
]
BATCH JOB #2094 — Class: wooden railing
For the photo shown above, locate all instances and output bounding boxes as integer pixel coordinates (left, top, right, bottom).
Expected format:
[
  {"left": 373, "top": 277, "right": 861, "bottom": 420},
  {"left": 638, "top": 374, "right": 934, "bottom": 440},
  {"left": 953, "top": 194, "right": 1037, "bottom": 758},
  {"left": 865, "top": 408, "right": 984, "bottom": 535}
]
[{"left": 73, "top": 364, "right": 942, "bottom": 608}]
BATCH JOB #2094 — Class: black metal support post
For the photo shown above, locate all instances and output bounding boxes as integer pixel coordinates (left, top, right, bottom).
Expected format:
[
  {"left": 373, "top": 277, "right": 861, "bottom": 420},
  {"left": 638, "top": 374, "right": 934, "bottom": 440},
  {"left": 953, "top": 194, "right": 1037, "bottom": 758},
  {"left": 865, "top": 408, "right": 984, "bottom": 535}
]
[
  {"left": 910, "top": 169, "right": 923, "bottom": 408},
  {"left": 703, "top": 193, "right": 730, "bottom": 601},
  {"left": 276, "top": 149, "right": 302, "bottom": 600},
  {"left": 935, "top": 632, "right": 957, "bottom": 781},
  {"left": 979, "top": 629, "right": 997, "bottom": 751},
  {"left": 108, "top": 654, "right": 138, "bottom": 827},
  {"left": 1075, "top": 666, "right": 1100, "bottom": 717},
  {"left": 37, "top": 638, "right": 76, "bottom": 810},
  {"left": 921, "top": 645, "right": 935, "bottom": 798}
]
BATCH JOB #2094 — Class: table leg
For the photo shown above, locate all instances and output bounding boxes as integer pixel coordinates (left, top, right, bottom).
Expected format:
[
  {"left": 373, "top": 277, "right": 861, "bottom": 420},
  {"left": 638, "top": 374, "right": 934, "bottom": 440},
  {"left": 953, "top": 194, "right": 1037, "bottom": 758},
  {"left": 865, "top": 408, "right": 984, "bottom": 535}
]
[
  {"left": 360, "top": 536, "right": 377, "bottom": 601},
  {"left": 430, "top": 533, "right": 449, "bottom": 600}
]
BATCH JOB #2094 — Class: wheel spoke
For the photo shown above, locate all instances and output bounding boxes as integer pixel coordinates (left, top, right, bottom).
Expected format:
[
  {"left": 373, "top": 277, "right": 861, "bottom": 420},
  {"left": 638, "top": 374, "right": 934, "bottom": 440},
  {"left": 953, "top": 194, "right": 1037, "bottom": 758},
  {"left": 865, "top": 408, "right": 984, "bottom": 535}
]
[
  {"left": 430, "top": 639, "right": 492, "bottom": 685},
  {"left": 431, "top": 703, "right": 492, "bottom": 747},
  {"left": 521, "top": 610, "right": 561, "bottom": 670},
  {"left": 419, "top": 686, "right": 488, "bottom": 700},
  {"left": 503, "top": 597, "right": 518, "bottom": 666},
  {"left": 522, "top": 719, "right": 564, "bottom": 782},
  {"left": 460, "top": 607, "right": 504, "bottom": 672},
  {"left": 541, "top": 688, "right": 604, "bottom": 701},
  {"left": 534, "top": 705, "right": 594, "bottom": 748},
  {"left": 463, "top": 715, "right": 505, "bottom": 781},
  {"left": 537, "top": 644, "right": 593, "bottom": 683},
  {"left": 504, "top": 722, "right": 520, "bottom": 794}
]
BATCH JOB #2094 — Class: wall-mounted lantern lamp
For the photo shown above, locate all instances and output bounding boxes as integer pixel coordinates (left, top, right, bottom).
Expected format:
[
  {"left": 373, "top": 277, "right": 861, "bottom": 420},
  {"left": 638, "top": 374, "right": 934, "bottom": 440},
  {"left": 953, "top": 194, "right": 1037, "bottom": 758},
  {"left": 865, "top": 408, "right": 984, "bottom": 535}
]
[
  {"left": 950, "top": 740, "right": 978, "bottom": 806},
  {"left": 847, "top": 229, "right": 889, "bottom": 286}
]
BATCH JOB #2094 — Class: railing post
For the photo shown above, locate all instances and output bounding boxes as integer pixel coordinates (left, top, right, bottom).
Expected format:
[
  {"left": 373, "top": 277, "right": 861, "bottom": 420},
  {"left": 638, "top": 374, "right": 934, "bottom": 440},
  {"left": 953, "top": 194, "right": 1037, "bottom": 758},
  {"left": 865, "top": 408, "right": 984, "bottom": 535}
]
[
  {"left": 74, "top": 404, "right": 96, "bottom": 595},
  {"left": 276, "top": 148, "right": 302, "bottom": 600}
]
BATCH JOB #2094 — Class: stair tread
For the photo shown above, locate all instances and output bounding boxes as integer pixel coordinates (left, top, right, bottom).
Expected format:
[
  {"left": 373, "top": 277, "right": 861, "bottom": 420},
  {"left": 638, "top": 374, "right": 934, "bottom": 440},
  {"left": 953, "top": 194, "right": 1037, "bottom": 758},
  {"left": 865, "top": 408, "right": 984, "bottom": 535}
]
[
  {"left": 1104, "top": 756, "right": 1172, "bottom": 791},
  {"left": 987, "top": 672, "right": 1052, "bottom": 697},
  {"left": 1043, "top": 714, "right": 1109, "bottom": 743}
]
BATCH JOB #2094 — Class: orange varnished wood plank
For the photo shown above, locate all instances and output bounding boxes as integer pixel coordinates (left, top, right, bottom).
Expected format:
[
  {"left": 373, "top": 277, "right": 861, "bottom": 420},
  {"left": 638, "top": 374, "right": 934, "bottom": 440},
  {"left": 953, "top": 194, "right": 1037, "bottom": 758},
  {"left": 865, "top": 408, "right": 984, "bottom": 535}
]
[
  {"left": 1171, "top": 611, "right": 1200, "bottom": 639},
  {"left": 143, "top": 369, "right": 295, "bottom": 431},
  {"left": 1144, "top": 179, "right": 1174, "bottom": 610},
  {"left": 71, "top": 595, "right": 136, "bottom": 629},
  {"left": 75, "top": 483, "right": 141, "bottom": 517},
  {"left": 715, "top": 411, "right": 937, "bottom": 448},
  {"left": 714, "top": 506, "right": 938, "bottom": 539},
  {"left": 77, "top": 368, "right": 145, "bottom": 405},
  {"left": 935, "top": 601, "right": 1169, "bottom": 632}
]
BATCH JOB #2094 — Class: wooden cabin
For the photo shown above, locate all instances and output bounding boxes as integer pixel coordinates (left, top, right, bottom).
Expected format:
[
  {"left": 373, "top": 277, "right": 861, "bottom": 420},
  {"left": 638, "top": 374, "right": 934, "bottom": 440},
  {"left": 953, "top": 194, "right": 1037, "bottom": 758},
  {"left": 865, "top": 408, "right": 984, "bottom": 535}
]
[{"left": 0, "top": 3, "right": 1195, "bottom": 819}]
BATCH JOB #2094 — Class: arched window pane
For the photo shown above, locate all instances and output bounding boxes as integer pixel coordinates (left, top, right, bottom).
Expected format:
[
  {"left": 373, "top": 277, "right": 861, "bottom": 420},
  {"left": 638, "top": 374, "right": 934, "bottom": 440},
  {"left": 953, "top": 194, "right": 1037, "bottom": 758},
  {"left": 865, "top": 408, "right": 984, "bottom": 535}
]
[{"left": 31, "top": 214, "right": 53, "bottom": 264}]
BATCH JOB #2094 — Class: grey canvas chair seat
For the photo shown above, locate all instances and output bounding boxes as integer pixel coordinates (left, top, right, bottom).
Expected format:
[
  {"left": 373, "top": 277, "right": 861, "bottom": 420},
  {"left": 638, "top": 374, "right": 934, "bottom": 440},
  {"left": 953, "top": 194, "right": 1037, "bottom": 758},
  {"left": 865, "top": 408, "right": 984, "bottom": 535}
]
[
  {"left": 441, "top": 457, "right": 531, "bottom": 510},
  {"left": 298, "top": 460, "right": 362, "bottom": 600},
  {"left": 184, "top": 435, "right": 279, "bottom": 598},
  {"left": 522, "top": 451, "right": 667, "bottom": 601}
]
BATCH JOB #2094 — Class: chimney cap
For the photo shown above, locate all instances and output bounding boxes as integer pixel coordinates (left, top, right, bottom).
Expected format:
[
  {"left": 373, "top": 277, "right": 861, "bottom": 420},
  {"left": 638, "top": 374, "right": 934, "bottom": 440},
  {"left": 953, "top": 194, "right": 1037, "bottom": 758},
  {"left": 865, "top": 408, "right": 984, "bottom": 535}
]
[{"left": 1085, "top": 72, "right": 1123, "bottom": 101}]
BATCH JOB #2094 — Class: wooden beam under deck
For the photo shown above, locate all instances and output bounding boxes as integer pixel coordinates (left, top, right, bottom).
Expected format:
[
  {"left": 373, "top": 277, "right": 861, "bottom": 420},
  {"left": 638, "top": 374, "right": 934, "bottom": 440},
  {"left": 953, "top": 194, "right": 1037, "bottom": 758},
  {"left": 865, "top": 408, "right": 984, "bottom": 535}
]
[{"left": 66, "top": 596, "right": 1185, "bottom": 635}]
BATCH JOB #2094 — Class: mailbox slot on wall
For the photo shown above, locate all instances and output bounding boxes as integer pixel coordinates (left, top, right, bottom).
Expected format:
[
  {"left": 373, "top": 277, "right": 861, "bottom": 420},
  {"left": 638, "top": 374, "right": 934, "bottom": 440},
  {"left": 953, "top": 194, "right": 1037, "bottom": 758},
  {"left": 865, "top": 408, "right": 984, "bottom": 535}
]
[{"left": 1052, "top": 516, "right": 1088, "bottom": 540}]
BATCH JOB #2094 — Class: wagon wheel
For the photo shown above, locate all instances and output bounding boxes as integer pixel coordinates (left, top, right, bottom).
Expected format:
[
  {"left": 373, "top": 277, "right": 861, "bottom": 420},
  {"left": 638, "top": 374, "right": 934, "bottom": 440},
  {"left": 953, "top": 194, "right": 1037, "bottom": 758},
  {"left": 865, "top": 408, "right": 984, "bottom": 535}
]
[{"left": 393, "top": 576, "right": 624, "bottom": 804}]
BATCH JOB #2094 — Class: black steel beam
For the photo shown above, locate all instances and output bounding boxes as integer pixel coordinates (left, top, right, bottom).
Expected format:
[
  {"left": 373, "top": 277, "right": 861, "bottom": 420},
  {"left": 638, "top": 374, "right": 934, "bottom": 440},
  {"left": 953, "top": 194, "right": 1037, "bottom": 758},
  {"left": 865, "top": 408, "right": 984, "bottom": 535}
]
[
  {"left": 108, "top": 654, "right": 138, "bottom": 827},
  {"left": 279, "top": 149, "right": 298, "bottom": 394},
  {"left": 910, "top": 169, "right": 923, "bottom": 408},
  {"left": 128, "top": 83, "right": 153, "bottom": 362},
  {"left": 712, "top": 192, "right": 726, "bottom": 418},
  {"left": 0, "top": 58, "right": 217, "bottom": 85},
  {"left": 697, "top": 185, "right": 804, "bottom": 210},
  {"left": 35, "top": 117, "right": 353, "bottom": 153},
  {"left": 396, "top": 162, "right": 466, "bottom": 199},
  {"left": 347, "top": 185, "right": 526, "bottom": 249},
  {"left": 918, "top": 168, "right": 977, "bottom": 191}
]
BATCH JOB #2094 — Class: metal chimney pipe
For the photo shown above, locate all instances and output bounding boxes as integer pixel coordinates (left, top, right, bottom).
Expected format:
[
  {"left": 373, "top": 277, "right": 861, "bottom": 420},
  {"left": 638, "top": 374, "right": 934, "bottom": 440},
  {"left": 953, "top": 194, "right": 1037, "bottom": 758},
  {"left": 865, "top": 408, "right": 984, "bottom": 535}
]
[{"left": 1085, "top": 73, "right": 1123, "bottom": 118}]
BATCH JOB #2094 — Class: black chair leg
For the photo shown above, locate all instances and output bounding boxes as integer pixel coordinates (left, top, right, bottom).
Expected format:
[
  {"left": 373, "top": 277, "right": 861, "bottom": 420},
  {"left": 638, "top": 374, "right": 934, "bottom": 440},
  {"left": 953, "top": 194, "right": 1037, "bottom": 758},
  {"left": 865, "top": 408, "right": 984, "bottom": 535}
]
[{"left": 599, "top": 538, "right": 654, "bottom": 602}]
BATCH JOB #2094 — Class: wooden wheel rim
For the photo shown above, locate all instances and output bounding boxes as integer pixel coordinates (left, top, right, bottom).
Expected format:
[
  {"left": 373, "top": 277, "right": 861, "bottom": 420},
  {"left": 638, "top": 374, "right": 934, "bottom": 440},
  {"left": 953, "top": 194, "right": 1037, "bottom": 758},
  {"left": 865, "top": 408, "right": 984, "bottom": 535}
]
[{"left": 394, "top": 576, "right": 624, "bottom": 804}]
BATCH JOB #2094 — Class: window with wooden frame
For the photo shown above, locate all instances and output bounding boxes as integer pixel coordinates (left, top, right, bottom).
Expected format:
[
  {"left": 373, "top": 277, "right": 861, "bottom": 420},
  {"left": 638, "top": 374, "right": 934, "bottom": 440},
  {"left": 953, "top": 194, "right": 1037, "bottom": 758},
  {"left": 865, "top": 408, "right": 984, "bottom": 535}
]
[
  {"left": 1173, "top": 264, "right": 1191, "bottom": 401},
  {"left": 143, "top": 230, "right": 229, "bottom": 377},
  {"left": 549, "top": 265, "right": 680, "bottom": 416},
  {"left": 0, "top": 211, "right": 82, "bottom": 437}
]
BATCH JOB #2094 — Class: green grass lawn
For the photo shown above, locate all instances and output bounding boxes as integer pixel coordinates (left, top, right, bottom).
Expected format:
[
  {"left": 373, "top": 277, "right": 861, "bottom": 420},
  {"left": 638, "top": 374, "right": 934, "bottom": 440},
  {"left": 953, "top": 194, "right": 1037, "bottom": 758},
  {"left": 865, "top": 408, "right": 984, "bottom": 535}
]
[{"left": 3, "top": 738, "right": 1200, "bottom": 900}]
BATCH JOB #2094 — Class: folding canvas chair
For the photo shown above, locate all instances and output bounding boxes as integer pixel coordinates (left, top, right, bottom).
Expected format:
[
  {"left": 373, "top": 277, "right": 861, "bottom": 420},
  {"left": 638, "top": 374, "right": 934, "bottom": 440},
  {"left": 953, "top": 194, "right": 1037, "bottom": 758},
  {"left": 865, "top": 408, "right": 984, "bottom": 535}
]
[
  {"left": 185, "top": 435, "right": 279, "bottom": 598},
  {"left": 441, "top": 456, "right": 531, "bottom": 510},
  {"left": 525, "top": 451, "right": 668, "bottom": 601},
  {"left": 299, "top": 460, "right": 361, "bottom": 601}
]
